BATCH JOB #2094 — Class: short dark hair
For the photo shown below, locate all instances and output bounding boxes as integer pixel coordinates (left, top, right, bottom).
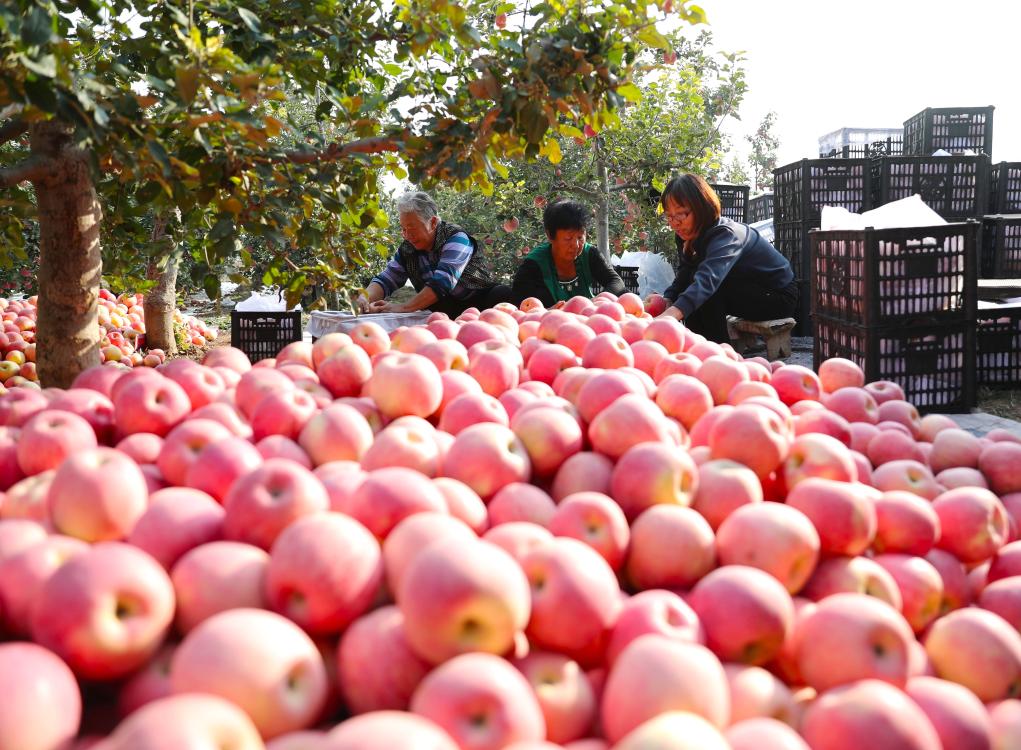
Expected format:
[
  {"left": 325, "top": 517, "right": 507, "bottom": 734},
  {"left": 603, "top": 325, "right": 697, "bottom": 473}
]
[
  {"left": 543, "top": 199, "right": 589, "bottom": 238},
  {"left": 661, "top": 174, "right": 722, "bottom": 236}
]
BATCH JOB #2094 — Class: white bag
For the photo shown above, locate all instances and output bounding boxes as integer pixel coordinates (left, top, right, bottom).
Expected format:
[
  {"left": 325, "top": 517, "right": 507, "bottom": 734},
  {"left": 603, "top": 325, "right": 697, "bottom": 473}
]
[{"left": 234, "top": 288, "right": 301, "bottom": 312}]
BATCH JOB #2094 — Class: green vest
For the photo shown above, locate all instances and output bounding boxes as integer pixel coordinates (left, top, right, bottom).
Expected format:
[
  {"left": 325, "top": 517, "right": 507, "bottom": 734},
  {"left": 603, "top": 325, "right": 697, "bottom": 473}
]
[{"left": 526, "top": 242, "right": 596, "bottom": 303}]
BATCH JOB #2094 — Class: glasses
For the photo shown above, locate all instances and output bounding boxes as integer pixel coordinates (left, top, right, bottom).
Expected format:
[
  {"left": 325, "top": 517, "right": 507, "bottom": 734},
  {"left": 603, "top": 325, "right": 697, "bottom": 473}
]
[{"left": 662, "top": 209, "right": 692, "bottom": 225}]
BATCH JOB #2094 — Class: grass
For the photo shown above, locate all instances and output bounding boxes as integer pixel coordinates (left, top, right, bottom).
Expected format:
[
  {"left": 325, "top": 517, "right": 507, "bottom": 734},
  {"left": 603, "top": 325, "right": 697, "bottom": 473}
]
[{"left": 978, "top": 387, "right": 1021, "bottom": 423}]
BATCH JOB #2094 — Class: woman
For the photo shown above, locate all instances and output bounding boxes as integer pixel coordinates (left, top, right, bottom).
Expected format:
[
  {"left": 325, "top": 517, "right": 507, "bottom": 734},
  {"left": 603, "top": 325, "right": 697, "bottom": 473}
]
[
  {"left": 512, "top": 199, "right": 625, "bottom": 307},
  {"left": 357, "top": 191, "right": 511, "bottom": 317},
  {"left": 653, "top": 174, "right": 797, "bottom": 343}
]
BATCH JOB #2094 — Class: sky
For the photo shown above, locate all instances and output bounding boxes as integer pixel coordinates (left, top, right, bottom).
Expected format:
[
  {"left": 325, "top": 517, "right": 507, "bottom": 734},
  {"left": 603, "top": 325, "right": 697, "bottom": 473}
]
[{"left": 693, "top": 0, "right": 1021, "bottom": 168}]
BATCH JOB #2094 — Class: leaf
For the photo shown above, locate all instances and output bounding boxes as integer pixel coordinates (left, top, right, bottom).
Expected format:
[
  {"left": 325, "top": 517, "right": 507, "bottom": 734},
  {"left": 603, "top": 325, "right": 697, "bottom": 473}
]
[
  {"left": 637, "top": 26, "right": 671, "bottom": 51},
  {"left": 519, "top": 101, "right": 549, "bottom": 145},
  {"left": 21, "top": 6, "right": 53, "bottom": 47},
  {"left": 203, "top": 273, "right": 221, "bottom": 301},
  {"left": 175, "top": 66, "right": 200, "bottom": 105},
  {"left": 543, "top": 138, "right": 563, "bottom": 165},
  {"left": 616, "top": 83, "right": 642, "bottom": 103},
  {"left": 208, "top": 216, "right": 235, "bottom": 242},
  {"left": 237, "top": 7, "right": 261, "bottom": 32},
  {"left": 23, "top": 76, "right": 58, "bottom": 112}
]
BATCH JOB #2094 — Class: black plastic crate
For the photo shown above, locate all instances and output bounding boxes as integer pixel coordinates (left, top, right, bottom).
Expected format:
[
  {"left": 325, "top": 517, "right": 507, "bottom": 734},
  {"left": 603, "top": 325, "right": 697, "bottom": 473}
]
[
  {"left": 976, "top": 305, "right": 1021, "bottom": 387},
  {"left": 616, "top": 265, "right": 639, "bottom": 295},
  {"left": 773, "top": 159, "right": 873, "bottom": 227},
  {"left": 710, "top": 184, "right": 750, "bottom": 223},
  {"left": 903, "top": 107, "right": 994, "bottom": 156},
  {"left": 748, "top": 193, "right": 773, "bottom": 223},
  {"left": 231, "top": 311, "right": 303, "bottom": 363},
  {"left": 810, "top": 222, "right": 978, "bottom": 327},
  {"left": 981, "top": 216, "right": 1021, "bottom": 279},
  {"left": 774, "top": 219, "right": 811, "bottom": 280},
  {"left": 813, "top": 314, "right": 976, "bottom": 412},
  {"left": 991, "top": 163, "right": 1021, "bottom": 214},
  {"left": 872, "top": 155, "right": 990, "bottom": 220},
  {"left": 820, "top": 138, "right": 903, "bottom": 160}
]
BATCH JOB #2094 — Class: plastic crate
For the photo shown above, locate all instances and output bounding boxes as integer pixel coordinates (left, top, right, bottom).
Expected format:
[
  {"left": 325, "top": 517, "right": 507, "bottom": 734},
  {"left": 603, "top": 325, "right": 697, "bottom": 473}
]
[
  {"left": 231, "top": 311, "right": 303, "bottom": 363},
  {"left": 976, "top": 304, "right": 1021, "bottom": 387},
  {"left": 820, "top": 138, "right": 903, "bottom": 160},
  {"left": 617, "top": 266, "right": 640, "bottom": 294},
  {"left": 872, "top": 155, "right": 990, "bottom": 221},
  {"left": 747, "top": 193, "right": 773, "bottom": 223},
  {"left": 813, "top": 314, "right": 976, "bottom": 412},
  {"left": 773, "top": 159, "right": 873, "bottom": 227},
  {"left": 991, "top": 163, "right": 1021, "bottom": 214},
  {"left": 903, "top": 106, "right": 994, "bottom": 156},
  {"left": 981, "top": 215, "right": 1021, "bottom": 279},
  {"left": 709, "top": 184, "right": 750, "bottom": 223},
  {"left": 810, "top": 222, "right": 978, "bottom": 327}
]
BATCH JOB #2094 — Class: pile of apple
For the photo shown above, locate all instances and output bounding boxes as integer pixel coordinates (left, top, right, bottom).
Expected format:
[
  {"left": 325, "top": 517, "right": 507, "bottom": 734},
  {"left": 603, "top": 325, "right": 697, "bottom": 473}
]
[
  {"left": 2, "top": 289, "right": 1021, "bottom": 750},
  {"left": 0, "top": 290, "right": 217, "bottom": 385}
]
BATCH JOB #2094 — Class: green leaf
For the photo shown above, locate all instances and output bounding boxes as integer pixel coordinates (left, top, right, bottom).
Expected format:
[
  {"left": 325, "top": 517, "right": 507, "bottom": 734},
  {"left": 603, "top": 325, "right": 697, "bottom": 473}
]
[
  {"left": 237, "top": 7, "right": 261, "bottom": 33},
  {"left": 23, "top": 76, "right": 58, "bottom": 112},
  {"left": 203, "top": 273, "right": 220, "bottom": 301},
  {"left": 383, "top": 63, "right": 402, "bottom": 75},
  {"left": 166, "top": 4, "right": 190, "bottom": 26},
  {"left": 616, "top": 83, "right": 642, "bottom": 103},
  {"left": 21, "top": 6, "right": 53, "bottom": 47},
  {"left": 208, "top": 216, "right": 235, "bottom": 242},
  {"left": 637, "top": 26, "right": 671, "bottom": 51}
]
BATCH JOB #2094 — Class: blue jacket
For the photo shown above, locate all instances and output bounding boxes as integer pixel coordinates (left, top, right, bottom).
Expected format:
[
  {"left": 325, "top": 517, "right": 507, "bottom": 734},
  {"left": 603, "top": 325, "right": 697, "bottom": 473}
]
[{"left": 665, "top": 217, "right": 794, "bottom": 317}]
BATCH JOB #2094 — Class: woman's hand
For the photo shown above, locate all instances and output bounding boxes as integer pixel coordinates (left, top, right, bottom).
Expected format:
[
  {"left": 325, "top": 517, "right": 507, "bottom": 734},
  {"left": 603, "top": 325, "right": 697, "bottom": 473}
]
[
  {"left": 656, "top": 306, "right": 683, "bottom": 321},
  {"left": 368, "top": 300, "right": 393, "bottom": 313}
]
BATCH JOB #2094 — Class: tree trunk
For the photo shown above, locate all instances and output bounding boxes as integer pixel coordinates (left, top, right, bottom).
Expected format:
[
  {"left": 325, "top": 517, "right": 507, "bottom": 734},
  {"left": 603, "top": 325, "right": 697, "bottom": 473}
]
[
  {"left": 594, "top": 136, "right": 611, "bottom": 262},
  {"left": 31, "top": 122, "right": 102, "bottom": 388},
  {"left": 143, "top": 214, "right": 179, "bottom": 354}
]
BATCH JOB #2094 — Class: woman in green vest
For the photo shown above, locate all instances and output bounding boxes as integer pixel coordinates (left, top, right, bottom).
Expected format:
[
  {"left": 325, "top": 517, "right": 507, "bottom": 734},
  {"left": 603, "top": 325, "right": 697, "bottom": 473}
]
[{"left": 512, "top": 199, "right": 626, "bottom": 307}]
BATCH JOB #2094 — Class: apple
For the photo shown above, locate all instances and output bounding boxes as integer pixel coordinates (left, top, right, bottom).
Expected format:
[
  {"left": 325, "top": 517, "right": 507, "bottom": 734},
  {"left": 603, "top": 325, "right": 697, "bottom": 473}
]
[
  {"left": 361, "top": 417, "right": 442, "bottom": 477},
  {"left": 625, "top": 504, "right": 714, "bottom": 590},
  {"left": 873, "top": 490, "right": 941, "bottom": 556},
  {"left": 925, "top": 607, "right": 1021, "bottom": 702},
  {"left": 873, "top": 553, "right": 944, "bottom": 633},
  {"left": 488, "top": 482, "right": 557, "bottom": 528},
  {"left": 511, "top": 405, "right": 584, "bottom": 477},
  {"left": 783, "top": 432, "right": 857, "bottom": 488},
  {"left": 0, "top": 534, "right": 87, "bottom": 635},
  {"left": 185, "top": 435, "right": 264, "bottom": 502},
  {"left": 250, "top": 389, "right": 318, "bottom": 442},
  {"left": 397, "top": 537, "right": 530, "bottom": 665},
  {"left": 171, "top": 541, "right": 270, "bottom": 633},
  {"left": 708, "top": 403, "right": 790, "bottom": 480},
  {"left": 222, "top": 458, "right": 330, "bottom": 550},
  {"left": 156, "top": 418, "right": 234, "bottom": 486},
  {"left": 0, "top": 517, "right": 48, "bottom": 562},
  {"left": 823, "top": 386, "right": 879, "bottom": 424},
  {"left": 872, "top": 459, "right": 943, "bottom": 499},
  {"left": 785, "top": 477, "right": 877, "bottom": 556},
  {"left": 906, "top": 675, "right": 994, "bottom": 750},
  {"left": 865, "top": 380, "right": 906, "bottom": 405},
  {"left": 31, "top": 542, "right": 175, "bottom": 680},
  {"left": 298, "top": 403, "right": 375, "bottom": 467},
  {"left": 932, "top": 486, "right": 1009, "bottom": 563},
  {"left": 689, "top": 565, "right": 794, "bottom": 666},
  {"left": 521, "top": 537, "right": 621, "bottom": 668},
  {"left": 654, "top": 374, "right": 714, "bottom": 431},
  {"left": 440, "top": 422, "right": 531, "bottom": 501},
  {"left": 588, "top": 393, "right": 679, "bottom": 460},
  {"left": 17, "top": 408, "right": 98, "bottom": 476},
  {"left": 715, "top": 502, "right": 820, "bottom": 595},
  {"left": 0, "top": 642, "right": 80, "bottom": 750},
  {"left": 800, "top": 679, "right": 941, "bottom": 750},
  {"left": 383, "top": 513, "right": 477, "bottom": 595},
  {"left": 171, "top": 608, "right": 329, "bottom": 739},
  {"left": 433, "top": 477, "right": 488, "bottom": 534},
  {"left": 605, "top": 589, "right": 704, "bottom": 668},
  {"left": 724, "top": 664, "right": 796, "bottom": 725},
  {"left": 980, "top": 442, "right": 1021, "bottom": 496},
  {"left": 818, "top": 357, "right": 865, "bottom": 393},
  {"left": 513, "top": 650, "right": 596, "bottom": 744},
  {"left": 801, "top": 555, "right": 903, "bottom": 609},
  {"left": 202, "top": 346, "right": 253, "bottom": 373},
  {"left": 48, "top": 446, "right": 150, "bottom": 542},
  {"left": 600, "top": 635, "right": 729, "bottom": 743},
  {"left": 347, "top": 466, "right": 448, "bottom": 540},
  {"left": 111, "top": 374, "right": 191, "bottom": 437},
  {"left": 323, "top": 710, "right": 458, "bottom": 749},
  {"left": 127, "top": 487, "right": 224, "bottom": 570},
  {"left": 549, "top": 491, "right": 630, "bottom": 571}
]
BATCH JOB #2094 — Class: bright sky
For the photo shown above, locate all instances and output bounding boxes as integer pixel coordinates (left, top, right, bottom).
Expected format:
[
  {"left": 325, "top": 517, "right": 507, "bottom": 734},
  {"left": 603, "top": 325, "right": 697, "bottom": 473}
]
[{"left": 695, "top": 0, "right": 1021, "bottom": 168}]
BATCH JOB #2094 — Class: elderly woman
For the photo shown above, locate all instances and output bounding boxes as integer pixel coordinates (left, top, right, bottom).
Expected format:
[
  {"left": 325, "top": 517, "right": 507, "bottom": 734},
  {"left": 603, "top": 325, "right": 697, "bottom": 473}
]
[
  {"left": 357, "top": 191, "right": 511, "bottom": 316},
  {"left": 653, "top": 174, "right": 797, "bottom": 343},
  {"left": 512, "top": 199, "right": 625, "bottom": 307}
]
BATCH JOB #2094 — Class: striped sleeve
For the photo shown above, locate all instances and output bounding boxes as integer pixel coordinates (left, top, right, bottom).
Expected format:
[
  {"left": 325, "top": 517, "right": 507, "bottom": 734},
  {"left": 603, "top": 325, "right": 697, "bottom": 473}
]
[
  {"left": 425, "top": 232, "right": 473, "bottom": 296},
  {"left": 371, "top": 252, "right": 409, "bottom": 296}
]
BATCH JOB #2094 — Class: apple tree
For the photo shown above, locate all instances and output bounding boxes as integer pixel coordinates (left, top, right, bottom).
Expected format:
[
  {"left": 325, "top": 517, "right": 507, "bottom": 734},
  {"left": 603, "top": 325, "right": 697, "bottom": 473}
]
[
  {"left": 0, "top": 0, "right": 711, "bottom": 387},
  {"left": 429, "top": 27, "right": 747, "bottom": 269}
]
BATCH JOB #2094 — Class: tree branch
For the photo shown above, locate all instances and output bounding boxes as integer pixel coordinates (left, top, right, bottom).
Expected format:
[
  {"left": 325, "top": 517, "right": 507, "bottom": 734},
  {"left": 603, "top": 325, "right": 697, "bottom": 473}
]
[
  {"left": 281, "top": 136, "right": 401, "bottom": 165},
  {"left": 0, "top": 119, "right": 28, "bottom": 146},
  {"left": 0, "top": 156, "right": 53, "bottom": 188},
  {"left": 552, "top": 180, "right": 600, "bottom": 200}
]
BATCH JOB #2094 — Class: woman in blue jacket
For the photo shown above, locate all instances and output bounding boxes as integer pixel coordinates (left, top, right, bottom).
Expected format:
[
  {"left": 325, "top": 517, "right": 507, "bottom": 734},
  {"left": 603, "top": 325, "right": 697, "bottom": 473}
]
[{"left": 653, "top": 174, "right": 798, "bottom": 343}]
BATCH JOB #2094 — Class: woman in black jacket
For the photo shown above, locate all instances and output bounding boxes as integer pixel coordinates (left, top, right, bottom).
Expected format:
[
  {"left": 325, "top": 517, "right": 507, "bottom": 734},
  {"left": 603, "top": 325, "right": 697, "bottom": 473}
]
[
  {"left": 512, "top": 200, "right": 626, "bottom": 307},
  {"left": 652, "top": 174, "right": 798, "bottom": 343}
]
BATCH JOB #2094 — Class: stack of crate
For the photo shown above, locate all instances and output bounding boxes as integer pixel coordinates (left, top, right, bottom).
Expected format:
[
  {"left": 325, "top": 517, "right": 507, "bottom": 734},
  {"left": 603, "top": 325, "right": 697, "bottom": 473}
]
[
  {"left": 747, "top": 193, "right": 773, "bottom": 223},
  {"left": 810, "top": 221, "right": 979, "bottom": 412},
  {"left": 771, "top": 159, "right": 873, "bottom": 335},
  {"left": 984, "top": 162, "right": 1021, "bottom": 278},
  {"left": 709, "top": 184, "right": 750, "bottom": 223}
]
